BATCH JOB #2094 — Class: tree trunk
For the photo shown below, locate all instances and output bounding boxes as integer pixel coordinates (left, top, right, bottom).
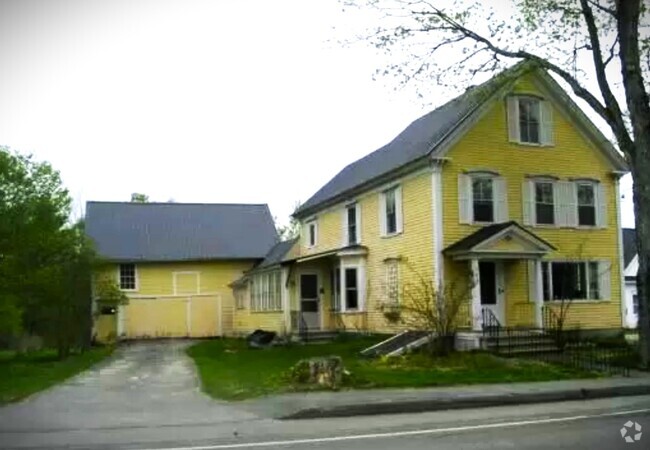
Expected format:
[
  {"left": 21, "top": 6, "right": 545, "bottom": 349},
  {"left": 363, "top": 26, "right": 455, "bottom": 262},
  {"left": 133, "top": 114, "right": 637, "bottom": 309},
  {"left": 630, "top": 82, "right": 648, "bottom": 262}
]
[
  {"left": 631, "top": 162, "right": 650, "bottom": 367},
  {"left": 617, "top": 0, "right": 650, "bottom": 367}
]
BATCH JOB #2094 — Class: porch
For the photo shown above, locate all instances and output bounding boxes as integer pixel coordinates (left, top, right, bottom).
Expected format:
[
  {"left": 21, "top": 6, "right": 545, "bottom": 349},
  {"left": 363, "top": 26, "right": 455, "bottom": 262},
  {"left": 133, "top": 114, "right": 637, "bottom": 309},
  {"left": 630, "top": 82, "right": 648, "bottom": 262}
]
[
  {"left": 444, "top": 221, "right": 557, "bottom": 332},
  {"left": 287, "top": 245, "right": 369, "bottom": 337}
]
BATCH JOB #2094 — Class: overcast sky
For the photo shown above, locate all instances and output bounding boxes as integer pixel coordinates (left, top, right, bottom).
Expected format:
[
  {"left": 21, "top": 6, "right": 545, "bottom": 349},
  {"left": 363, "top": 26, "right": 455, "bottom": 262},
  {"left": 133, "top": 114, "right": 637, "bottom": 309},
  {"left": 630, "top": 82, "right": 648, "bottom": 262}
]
[{"left": 0, "top": 0, "right": 635, "bottom": 228}]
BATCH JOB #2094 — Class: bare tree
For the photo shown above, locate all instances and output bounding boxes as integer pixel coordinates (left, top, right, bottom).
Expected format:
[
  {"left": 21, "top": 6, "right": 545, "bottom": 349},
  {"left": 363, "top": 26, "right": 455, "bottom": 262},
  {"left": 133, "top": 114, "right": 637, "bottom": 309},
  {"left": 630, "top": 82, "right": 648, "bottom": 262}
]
[
  {"left": 385, "top": 263, "right": 474, "bottom": 354},
  {"left": 345, "top": 0, "right": 650, "bottom": 366}
]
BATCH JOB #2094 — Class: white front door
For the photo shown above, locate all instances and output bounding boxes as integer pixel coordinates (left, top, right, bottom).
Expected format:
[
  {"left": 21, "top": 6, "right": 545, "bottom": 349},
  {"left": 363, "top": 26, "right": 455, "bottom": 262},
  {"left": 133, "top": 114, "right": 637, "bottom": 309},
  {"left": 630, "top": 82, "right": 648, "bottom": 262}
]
[
  {"left": 480, "top": 261, "right": 505, "bottom": 326},
  {"left": 300, "top": 273, "right": 320, "bottom": 330}
]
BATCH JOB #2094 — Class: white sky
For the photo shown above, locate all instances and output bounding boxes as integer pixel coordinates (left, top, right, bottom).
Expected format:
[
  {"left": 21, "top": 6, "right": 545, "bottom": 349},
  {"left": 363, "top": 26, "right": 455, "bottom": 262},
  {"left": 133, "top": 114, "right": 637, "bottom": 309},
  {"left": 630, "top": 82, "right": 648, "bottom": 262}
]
[{"left": 0, "top": 0, "right": 635, "bottom": 228}]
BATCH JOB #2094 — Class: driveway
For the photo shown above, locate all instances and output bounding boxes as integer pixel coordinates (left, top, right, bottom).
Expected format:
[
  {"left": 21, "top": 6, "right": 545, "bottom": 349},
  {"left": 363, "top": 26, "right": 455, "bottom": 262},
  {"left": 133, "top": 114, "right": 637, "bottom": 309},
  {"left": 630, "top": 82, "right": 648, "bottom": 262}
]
[{"left": 0, "top": 340, "right": 261, "bottom": 447}]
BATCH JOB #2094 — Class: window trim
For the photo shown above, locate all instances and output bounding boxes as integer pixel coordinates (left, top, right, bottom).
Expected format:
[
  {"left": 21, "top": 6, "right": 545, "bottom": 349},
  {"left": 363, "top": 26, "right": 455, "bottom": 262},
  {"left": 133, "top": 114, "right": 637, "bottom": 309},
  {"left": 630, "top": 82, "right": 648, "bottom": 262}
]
[
  {"left": 576, "top": 181, "right": 597, "bottom": 228},
  {"left": 306, "top": 219, "right": 318, "bottom": 248},
  {"left": 250, "top": 269, "right": 283, "bottom": 312},
  {"left": 518, "top": 96, "right": 543, "bottom": 145},
  {"left": 471, "top": 175, "right": 495, "bottom": 224},
  {"left": 380, "top": 185, "right": 403, "bottom": 237},
  {"left": 343, "top": 266, "right": 360, "bottom": 312},
  {"left": 541, "top": 260, "right": 607, "bottom": 302},
  {"left": 345, "top": 202, "right": 361, "bottom": 245},
  {"left": 534, "top": 180, "right": 555, "bottom": 226},
  {"left": 118, "top": 263, "right": 138, "bottom": 291}
]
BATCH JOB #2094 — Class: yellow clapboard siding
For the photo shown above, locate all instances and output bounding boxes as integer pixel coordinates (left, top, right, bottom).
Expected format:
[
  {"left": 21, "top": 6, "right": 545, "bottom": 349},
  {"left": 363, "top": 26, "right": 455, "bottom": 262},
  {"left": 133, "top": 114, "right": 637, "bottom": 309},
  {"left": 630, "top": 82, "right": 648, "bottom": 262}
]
[
  {"left": 442, "top": 73, "right": 622, "bottom": 329},
  {"left": 93, "top": 260, "right": 255, "bottom": 338}
]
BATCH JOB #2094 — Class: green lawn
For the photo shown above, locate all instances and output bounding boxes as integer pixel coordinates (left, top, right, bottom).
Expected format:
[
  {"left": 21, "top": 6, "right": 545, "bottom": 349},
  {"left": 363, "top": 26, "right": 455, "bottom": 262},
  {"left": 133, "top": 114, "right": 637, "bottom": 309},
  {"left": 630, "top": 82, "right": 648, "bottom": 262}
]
[
  {"left": 187, "top": 336, "right": 599, "bottom": 401},
  {"left": 0, "top": 347, "right": 114, "bottom": 404}
]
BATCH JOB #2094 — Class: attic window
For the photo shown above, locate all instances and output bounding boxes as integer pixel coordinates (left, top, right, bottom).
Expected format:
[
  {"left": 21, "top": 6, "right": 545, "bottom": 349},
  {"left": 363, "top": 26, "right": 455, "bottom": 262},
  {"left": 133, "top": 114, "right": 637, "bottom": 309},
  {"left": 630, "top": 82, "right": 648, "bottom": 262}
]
[{"left": 507, "top": 96, "right": 553, "bottom": 146}]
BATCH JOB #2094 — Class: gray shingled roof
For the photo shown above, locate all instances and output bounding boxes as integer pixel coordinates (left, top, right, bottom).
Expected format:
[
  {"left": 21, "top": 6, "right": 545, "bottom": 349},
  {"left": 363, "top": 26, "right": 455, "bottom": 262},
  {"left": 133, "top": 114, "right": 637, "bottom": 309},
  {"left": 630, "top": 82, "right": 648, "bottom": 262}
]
[
  {"left": 85, "top": 202, "right": 278, "bottom": 262},
  {"left": 257, "top": 238, "right": 298, "bottom": 269},
  {"left": 623, "top": 228, "right": 637, "bottom": 268},
  {"left": 294, "top": 71, "right": 509, "bottom": 217},
  {"left": 443, "top": 221, "right": 555, "bottom": 254}
]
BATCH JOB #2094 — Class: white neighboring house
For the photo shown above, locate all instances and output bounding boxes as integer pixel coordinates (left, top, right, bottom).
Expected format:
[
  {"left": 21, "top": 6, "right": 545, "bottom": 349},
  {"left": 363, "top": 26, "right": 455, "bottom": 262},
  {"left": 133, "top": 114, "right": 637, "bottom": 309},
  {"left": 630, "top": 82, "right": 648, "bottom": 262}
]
[{"left": 623, "top": 228, "right": 639, "bottom": 329}]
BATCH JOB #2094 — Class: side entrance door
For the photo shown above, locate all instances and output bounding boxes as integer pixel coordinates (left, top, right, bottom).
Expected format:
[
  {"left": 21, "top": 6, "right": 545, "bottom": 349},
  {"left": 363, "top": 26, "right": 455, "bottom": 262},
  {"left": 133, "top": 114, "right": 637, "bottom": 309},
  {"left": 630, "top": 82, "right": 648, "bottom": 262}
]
[
  {"left": 300, "top": 274, "right": 320, "bottom": 330},
  {"left": 479, "top": 261, "right": 505, "bottom": 326}
]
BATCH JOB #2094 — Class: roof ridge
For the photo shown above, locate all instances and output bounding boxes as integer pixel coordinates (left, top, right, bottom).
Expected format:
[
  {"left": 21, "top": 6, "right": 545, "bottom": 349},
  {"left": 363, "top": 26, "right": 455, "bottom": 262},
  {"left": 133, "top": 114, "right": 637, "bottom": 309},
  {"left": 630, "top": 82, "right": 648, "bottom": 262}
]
[{"left": 86, "top": 201, "right": 270, "bottom": 207}]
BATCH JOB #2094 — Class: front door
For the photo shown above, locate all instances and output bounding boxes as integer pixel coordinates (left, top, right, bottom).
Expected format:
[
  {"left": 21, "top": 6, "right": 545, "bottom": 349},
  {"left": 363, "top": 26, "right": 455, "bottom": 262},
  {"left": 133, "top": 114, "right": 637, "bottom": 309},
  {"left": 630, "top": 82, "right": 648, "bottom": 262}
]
[
  {"left": 300, "top": 274, "right": 320, "bottom": 330},
  {"left": 480, "top": 261, "right": 505, "bottom": 326}
]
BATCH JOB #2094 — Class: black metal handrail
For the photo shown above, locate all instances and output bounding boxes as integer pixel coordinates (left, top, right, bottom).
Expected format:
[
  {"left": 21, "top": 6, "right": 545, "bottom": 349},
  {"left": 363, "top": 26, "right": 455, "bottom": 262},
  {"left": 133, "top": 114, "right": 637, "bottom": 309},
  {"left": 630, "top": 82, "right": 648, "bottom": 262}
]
[{"left": 481, "top": 307, "right": 502, "bottom": 334}]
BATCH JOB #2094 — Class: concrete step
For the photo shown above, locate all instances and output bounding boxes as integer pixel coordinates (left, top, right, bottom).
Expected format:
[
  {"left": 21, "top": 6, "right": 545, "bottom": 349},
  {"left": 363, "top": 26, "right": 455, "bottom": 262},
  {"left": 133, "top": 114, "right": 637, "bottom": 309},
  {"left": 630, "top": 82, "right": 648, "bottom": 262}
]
[
  {"left": 300, "top": 330, "right": 339, "bottom": 343},
  {"left": 494, "top": 345, "right": 561, "bottom": 355}
]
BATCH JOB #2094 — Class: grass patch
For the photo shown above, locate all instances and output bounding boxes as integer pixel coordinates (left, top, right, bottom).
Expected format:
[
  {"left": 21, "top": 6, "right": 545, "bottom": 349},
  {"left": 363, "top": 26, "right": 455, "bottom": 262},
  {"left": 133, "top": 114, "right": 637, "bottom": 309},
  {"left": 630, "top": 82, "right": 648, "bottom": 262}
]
[
  {"left": 0, "top": 346, "right": 114, "bottom": 404},
  {"left": 187, "top": 336, "right": 599, "bottom": 401}
]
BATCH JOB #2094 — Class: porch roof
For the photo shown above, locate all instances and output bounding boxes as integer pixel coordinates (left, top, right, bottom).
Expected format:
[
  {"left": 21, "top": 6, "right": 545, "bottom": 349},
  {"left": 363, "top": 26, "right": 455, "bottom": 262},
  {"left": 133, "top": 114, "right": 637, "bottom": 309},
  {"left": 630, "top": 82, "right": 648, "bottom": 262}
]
[
  {"left": 443, "top": 221, "right": 556, "bottom": 260},
  {"left": 284, "top": 244, "right": 369, "bottom": 264}
]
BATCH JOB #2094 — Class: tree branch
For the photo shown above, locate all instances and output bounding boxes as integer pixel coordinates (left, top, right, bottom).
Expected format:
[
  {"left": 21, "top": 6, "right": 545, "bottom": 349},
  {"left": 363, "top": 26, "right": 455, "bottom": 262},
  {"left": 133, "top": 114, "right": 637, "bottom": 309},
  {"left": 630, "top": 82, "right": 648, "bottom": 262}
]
[
  {"left": 587, "top": 0, "right": 616, "bottom": 16},
  {"left": 579, "top": 0, "right": 632, "bottom": 146}
]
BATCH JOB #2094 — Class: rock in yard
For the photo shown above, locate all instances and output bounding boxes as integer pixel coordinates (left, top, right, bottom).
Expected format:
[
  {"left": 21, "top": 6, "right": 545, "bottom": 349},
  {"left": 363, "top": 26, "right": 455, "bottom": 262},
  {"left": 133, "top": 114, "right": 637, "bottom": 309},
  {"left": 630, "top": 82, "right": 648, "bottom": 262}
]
[
  {"left": 290, "top": 356, "right": 343, "bottom": 389},
  {"left": 246, "top": 329, "right": 277, "bottom": 348}
]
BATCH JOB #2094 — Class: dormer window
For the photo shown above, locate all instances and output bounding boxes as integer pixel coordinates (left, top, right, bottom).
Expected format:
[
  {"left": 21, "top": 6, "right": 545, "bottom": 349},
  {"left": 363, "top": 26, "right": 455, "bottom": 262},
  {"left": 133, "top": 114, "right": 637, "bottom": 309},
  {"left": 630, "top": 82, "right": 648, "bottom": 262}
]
[{"left": 507, "top": 96, "right": 554, "bottom": 146}]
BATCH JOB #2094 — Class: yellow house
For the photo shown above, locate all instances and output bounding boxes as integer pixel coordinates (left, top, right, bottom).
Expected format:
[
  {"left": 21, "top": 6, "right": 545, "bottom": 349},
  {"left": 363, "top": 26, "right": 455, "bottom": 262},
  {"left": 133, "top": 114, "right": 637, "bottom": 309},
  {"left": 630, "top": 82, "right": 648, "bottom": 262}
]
[
  {"left": 232, "top": 63, "right": 629, "bottom": 344},
  {"left": 86, "top": 201, "right": 278, "bottom": 341}
]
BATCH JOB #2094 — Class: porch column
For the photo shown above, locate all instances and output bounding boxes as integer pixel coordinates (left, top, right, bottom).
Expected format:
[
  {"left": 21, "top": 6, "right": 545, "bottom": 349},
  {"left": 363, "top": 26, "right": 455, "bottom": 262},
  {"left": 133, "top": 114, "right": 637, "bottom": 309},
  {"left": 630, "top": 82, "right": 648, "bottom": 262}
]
[
  {"left": 533, "top": 260, "right": 544, "bottom": 328},
  {"left": 470, "top": 258, "right": 482, "bottom": 331},
  {"left": 281, "top": 267, "right": 292, "bottom": 335}
]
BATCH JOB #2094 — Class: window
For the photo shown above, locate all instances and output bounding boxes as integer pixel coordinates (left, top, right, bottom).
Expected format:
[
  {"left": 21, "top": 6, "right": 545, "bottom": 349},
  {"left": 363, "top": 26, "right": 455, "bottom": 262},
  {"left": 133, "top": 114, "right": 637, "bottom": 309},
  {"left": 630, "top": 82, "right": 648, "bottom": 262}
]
[
  {"left": 307, "top": 220, "right": 317, "bottom": 247},
  {"left": 345, "top": 268, "right": 359, "bottom": 310},
  {"left": 385, "top": 188, "right": 397, "bottom": 234},
  {"left": 250, "top": 270, "right": 282, "bottom": 311},
  {"left": 346, "top": 204, "right": 359, "bottom": 245},
  {"left": 385, "top": 260, "right": 399, "bottom": 305},
  {"left": 119, "top": 264, "right": 136, "bottom": 290},
  {"left": 472, "top": 177, "right": 494, "bottom": 222},
  {"left": 633, "top": 295, "right": 639, "bottom": 315},
  {"left": 380, "top": 186, "right": 402, "bottom": 236},
  {"left": 541, "top": 261, "right": 607, "bottom": 301},
  {"left": 577, "top": 183, "right": 596, "bottom": 226},
  {"left": 518, "top": 97, "right": 541, "bottom": 144},
  {"left": 535, "top": 181, "right": 555, "bottom": 225}
]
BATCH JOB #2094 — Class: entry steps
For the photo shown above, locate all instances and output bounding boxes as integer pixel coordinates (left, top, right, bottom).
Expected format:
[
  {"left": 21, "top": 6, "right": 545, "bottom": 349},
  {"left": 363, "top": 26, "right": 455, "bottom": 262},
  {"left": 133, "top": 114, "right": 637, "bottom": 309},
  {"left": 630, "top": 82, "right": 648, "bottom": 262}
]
[
  {"left": 360, "top": 330, "right": 432, "bottom": 357},
  {"left": 484, "top": 331, "right": 561, "bottom": 356}
]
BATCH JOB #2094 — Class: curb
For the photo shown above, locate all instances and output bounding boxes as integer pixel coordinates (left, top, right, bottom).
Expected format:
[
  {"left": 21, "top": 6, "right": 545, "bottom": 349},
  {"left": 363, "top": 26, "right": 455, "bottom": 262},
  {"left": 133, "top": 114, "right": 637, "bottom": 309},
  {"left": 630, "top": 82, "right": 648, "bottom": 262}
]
[{"left": 280, "top": 384, "right": 650, "bottom": 420}]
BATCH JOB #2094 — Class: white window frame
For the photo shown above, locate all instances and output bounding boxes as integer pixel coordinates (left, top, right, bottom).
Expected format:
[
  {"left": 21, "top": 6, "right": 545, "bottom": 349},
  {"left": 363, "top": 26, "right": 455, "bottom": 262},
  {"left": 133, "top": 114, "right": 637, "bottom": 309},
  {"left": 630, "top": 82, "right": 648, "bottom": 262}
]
[
  {"left": 306, "top": 219, "right": 318, "bottom": 248},
  {"left": 379, "top": 185, "right": 403, "bottom": 237},
  {"left": 540, "top": 260, "right": 610, "bottom": 302},
  {"left": 459, "top": 172, "right": 508, "bottom": 225},
  {"left": 507, "top": 95, "right": 553, "bottom": 146},
  {"left": 250, "top": 270, "right": 283, "bottom": 312},
  {"left": 344, "top": 203, "right": 361, "bottom": 245},
  {"left": 118, "top": 263, "right": 138, "bottom": 291},
  {"left": 576, "top": 181, "right": 598, "bottom": 228},
  {"left": 533, "top": 180, "right": 555, "bottom": 226}
]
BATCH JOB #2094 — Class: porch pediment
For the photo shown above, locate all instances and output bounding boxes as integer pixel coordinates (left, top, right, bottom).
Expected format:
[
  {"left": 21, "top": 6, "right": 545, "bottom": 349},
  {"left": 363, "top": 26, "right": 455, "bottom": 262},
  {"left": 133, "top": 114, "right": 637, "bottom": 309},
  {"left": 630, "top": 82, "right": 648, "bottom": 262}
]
[{"left": 444, "top": 221, "right": 555, "bottom": 260}]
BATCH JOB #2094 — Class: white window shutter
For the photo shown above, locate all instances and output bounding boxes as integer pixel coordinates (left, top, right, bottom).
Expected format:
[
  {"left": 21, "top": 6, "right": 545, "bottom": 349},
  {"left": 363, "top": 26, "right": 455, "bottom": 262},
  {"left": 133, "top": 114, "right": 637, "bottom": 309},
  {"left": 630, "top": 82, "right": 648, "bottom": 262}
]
[
  {"left": 596, "top": 183, "right": 608, "bottom": 228},
  {"left": 395, "top": 186, "right": 403, "bottom": 233},
  {"left": 458, "top": 173, "right": 472, "bottom": 224},
  {"left": 566, "top": 182, "right": 578, "bottom": 227},
  {"left": 522, "top": 180, "right": 534, "bottom": 225},
  {"left": 356, "top": 203, "right": 362, "bottom": 243},
  {"left": 494, "top": 177, "right": 509, "bottom": 223},
  {"left": 379, "top": 193, "right": 387, "bottom": 236},
  {"left": 528, "top": 260, "right": 538, "bottom": 302},
  {"left": 554, "top": 181, "right": 577, "bottom": 227},
  {"left": 599, "top": 260, "right": 612, "bottom": 300},
  {"left": 540, "top": 100, "right": 554, "bottom": 146},
  {"left": 507, "top": 96, "right": 520, "bottom": 143},
  {"left": 341, "top": 209, "right": 348, "bottom": 246}
]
